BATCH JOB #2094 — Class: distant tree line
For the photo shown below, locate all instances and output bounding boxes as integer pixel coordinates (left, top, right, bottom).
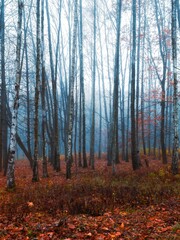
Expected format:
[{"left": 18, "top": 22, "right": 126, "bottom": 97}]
[{"left": 0, "top": 0, "right": 179, "bottom": 188}]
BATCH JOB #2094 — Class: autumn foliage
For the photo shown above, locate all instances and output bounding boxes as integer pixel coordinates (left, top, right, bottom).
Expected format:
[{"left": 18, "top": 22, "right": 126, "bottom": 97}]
[{"left": 0, "top": 158, "right": 180, "bottom": 239}]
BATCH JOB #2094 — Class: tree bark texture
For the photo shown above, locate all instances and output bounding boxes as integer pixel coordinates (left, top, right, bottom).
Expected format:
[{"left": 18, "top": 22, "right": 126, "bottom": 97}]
[
  {"left": 171, "top": 0, "right": 179, "bottom": 175},
  {"left": 41, "top": 0, "right": 48, "bottom": 178},
  {"left": 66, "top": 0, "right": 78, "bottom": 179},
  {"left": 111, "top": 0, "right": 122, "bottom": 173},
  {"left": 32, "top": 0, "right": 40, "bottom": 182},
  {"left": 131, "top": 0, "right": 140, "bottom": 170},
  {"left": 7, "top": 0, "right": 23, "bottom": 188},
  {"left": 89, "top": 0, "right": 97, "bottom": 170}
]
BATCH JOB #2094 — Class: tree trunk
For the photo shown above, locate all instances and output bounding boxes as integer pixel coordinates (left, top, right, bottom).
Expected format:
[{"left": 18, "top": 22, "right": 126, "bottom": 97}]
[
  {"left": 41, "top": 0, "right": 48, "bottom": 178},
  {"left": 66, "top": 0, "right": 78, "bottom": 179},
  {"left": 32, "top": 0, "right": 41, "bottom": 182},
  {"left": 154, "top": 0, "right": 168, "bottom": 164},
  {"left": 110, "top": 0, "right": 122, "bottom": 173},
  {"left": 89, "top": 0, "right": 97, "bottom": 170},
  {"left": 79, "top": 0, "right": 87, "bottom": 168},
  {"left": 171, "top": 0, "right": 179, "bottom": 175},
  {"left": 136, "top": 0, "right": 141, "bottom": 159},
  {"left": 0, "top": 0, "right": 8, "bottom": 173},
  {"left": 7, "top": 0, "right": 23, "bottom": 188},
  {"left": 131, "top": 0, "right": 140, "bottom": 170},
  {"left": 141, "top": 7, "right": 146, "bottom": 156},
  {"left": 46, "top": 0, "right": 60, "bottom": 171}
]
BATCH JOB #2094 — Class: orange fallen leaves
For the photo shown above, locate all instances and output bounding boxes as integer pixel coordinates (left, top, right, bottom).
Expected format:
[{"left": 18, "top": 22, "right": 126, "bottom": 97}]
[
  {"left": 120, "top": 222, "right": 125, "bottom": 229},
  {"left": 0, "top": 159, "right": 179, "bottom": 239},
  {"left": 27, "top": 201, "right": 34, "bottom": 207}
]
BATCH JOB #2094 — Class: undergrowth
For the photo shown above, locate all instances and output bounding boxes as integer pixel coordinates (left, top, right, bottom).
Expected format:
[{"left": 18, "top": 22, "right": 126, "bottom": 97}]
[{"left": 0, "top": 164, "right": 180, "bottom": 218}]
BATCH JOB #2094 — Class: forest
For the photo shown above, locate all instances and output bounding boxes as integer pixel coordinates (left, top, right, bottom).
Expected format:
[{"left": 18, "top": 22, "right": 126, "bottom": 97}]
[{"left": 0, "top": 0, "right": 180, "bottom": 239}]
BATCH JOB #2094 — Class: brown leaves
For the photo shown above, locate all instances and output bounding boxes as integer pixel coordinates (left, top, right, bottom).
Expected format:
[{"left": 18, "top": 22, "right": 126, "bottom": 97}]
[
  {"left": 0, "top": 159, "right": 180, "bottom": 239},
  {"left": 27, "top": 201, "right": 34, "bottom": 207}
]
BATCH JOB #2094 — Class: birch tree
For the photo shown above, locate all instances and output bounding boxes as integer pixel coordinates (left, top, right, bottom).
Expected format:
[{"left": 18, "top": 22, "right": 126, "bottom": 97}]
[
  {"left": 7, "top": 0, "right": 23, "bottom": 188},
  {"left": 66, "top": 0, "right": 78, "bottom": 179}
]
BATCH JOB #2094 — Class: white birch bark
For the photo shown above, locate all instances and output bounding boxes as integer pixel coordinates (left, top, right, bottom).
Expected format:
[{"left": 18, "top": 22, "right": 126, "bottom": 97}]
[
  {"left": 7, "top": 0, "right": 23, "bottom": 188},
  {"left": 66, "top": 0, "right": 78, "bottom": 179}
]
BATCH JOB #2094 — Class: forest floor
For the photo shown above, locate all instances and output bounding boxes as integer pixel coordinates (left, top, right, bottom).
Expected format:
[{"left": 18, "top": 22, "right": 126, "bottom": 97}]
[{"left": 0, "top": 156, "right": 180, "bottom": 239}]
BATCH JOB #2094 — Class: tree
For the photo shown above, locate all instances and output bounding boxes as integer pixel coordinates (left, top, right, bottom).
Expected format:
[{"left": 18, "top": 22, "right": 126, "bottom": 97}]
[
  {"left": 171, "top": 0, "right": 179, "bottom": 175},
  {"left": 46, "top": 0, "right": 60, "bottom": 171},
  {"left": 110, "top": 0, "right": 122, "bottom": 173},
  {"left": 7, "top": 0, "right": 24, "bottom": 188},
  {"left": 141, "top": 3, "right": 147, "bottom": 156},
  {"left": 24, "top": 7, "right": 33, "bottom": 168},
  {"left": 131, "top": 0, "right": 140, "bottom": 170},
  {"left": 79, "top": 0, "right": 87, "bottom": 168},
  {"left": 66, "top": 0, "right": 78, "bottom": 179},
  {"left": 89, "top": 0, "right": 97, "bottom": 170},
  {"left": 154, "top": 0, "right": 168, "bottom": 164},
  {"left": 0, "top": 0, "right": 8, "bottom": 174},
  {"left": 32, "top": 0, "right": 41, "bottom": 182},
  {"left": 41, "top": 0, "right": 48, "bottom": 178}
]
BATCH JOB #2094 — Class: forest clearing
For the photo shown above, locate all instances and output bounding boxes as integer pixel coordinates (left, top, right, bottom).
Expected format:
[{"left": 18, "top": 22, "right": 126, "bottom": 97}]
[{"left": 0, "top": 157, "right": 180, "bottom": 239}]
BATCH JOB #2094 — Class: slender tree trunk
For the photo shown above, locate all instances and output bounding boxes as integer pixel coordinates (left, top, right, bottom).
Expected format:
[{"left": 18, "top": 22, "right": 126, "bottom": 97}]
[
  {"left": 46, "top": 0, "right": 60, "bottom": 171},
  {"left": 74, "top": 74, "right": 78, "bottom": 172},
  {"left": 79, "top": 0, "right": 87, "bottom": 168},
  {"left": 66, "top": 0, "right": 78, "bottom": 179},
  {"left": 89, "top": 0, "right": 97, "bottom": 170},
  {"left": 41, "top": 0, "right": 48, "bottom": 177},
  {"left": 141, "top": 9, "right": 146, "bottom": 156},
  {"left": 131, "top": 0, "right": 140, "bottom": 170},
  {"left": 136, "top": 0, "right": 141, "bottom": 159},
  {"left": 7, "top": 0, "right": 23, "bottom": 188},
  {"left": 54, "top": 1, "right": 62, "bottom": 172},
  {"left": 119, "top": 49, "right": 128, "bottom": 161},
  {"left": 23, "top": 7, "right": 33, "bottom": 168},
  {"left": 0, "top": 0, "right": 8, "bottom": 173},
  {"left": 110, "top": 0, "right": 122, "bottom": 173},
  {"left": 0, "top": 4, "right": 2, "bottom": 172},
  {"left": 153, "top": 78, "right": 157, "bottom": 158},
  {"left": 97, "top": 62, "right": 102, "bottom": 159},
  {"left": 171, "top": 0, "right": 178, "bottom": 175},
  {"left": 148, "top": 65, "right": 151, "bottom": 155},
  {"left": 78, "top": 85, "right": 82, "bottom": 167},
  {"left": 168, "top": 85, "right": 173, "bottom": 153},
  {"left": 154, "top": 0, "right": 167, "bottom": 164},
  {"left": 104, "top": 23, "right": 111, "bottom": 165},
  {"left": 125, "top": 73, "right": 131, "bottom": 162},
  {"left": 32, "top": 0, "right": 41, "bottom": 182}
]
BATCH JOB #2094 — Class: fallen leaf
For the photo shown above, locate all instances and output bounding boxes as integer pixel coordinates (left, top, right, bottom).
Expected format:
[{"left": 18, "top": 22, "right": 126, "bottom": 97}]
[
  {"left": 119, "top": 211, "right": 128, "bottom": 216},
  {"left": 120, "top": 222, "right": 125, "bottom": 229},
  {"left": 67, "top": 223, "right": 76, "bottom": 230},
  {"left": 86, "top": 232, "right": 92, "bottom": 237},
  {"left": 101, "top": 227, "right": 110, "bottom": 232},
  {"left": 27, "top": 202, "right": 34, "bottom": 207}
]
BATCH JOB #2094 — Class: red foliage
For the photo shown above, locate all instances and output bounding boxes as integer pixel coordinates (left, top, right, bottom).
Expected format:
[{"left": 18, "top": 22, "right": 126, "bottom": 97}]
[{"left": 0, "top": 158, "right": 180, "bottom": 239}]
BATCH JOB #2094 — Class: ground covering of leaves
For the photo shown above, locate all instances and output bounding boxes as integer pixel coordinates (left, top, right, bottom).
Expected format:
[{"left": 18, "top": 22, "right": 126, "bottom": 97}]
[{"left": 0, "top": 157, "right": 180, "bottom": 239}]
